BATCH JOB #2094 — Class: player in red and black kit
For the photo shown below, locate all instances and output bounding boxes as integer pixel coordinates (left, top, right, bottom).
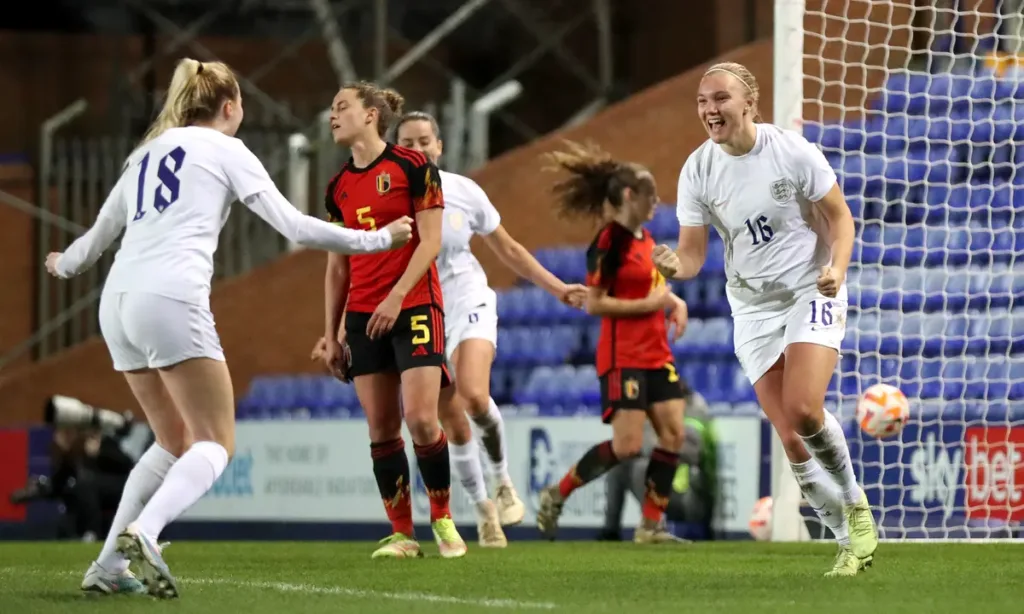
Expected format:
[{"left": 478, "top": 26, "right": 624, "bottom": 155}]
[
  {"left": 311, "top": 81, "right": 467, "bottom": 559},
  {"left": 535, "top": 141, "right": 691, "bottom": 544}
]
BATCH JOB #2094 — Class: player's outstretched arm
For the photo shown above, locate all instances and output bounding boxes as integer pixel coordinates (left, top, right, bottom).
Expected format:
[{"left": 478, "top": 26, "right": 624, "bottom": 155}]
[
  {"left": 390, "top": 207, "right": 442, "bottom": 302},
  {"left": 480, "top": 224, "right": 586, "bottom": 306},
  {"left": 243, "top": 188, "right": 406, "bottom": 254},
  {"left": 584, "top": 284, "right": 670, "bottom": 317},
  {"left": 49, "top": 176, "right": 128, "bottom": 279}
]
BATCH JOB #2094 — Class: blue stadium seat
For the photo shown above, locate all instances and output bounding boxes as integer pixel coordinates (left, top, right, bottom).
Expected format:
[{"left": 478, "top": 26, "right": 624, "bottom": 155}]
[
  {"left": 496, "top": 288, "right": 527, "bottom": 325},
  {"left": 969, "top": 223, "right": 1014, "bottom": 264},
  {"left": 918, "top": 184, "right": 971, "bottom": 224},
  {"left": 495, "top": 327, "right": 515, "bottom": 366},
  {"left": 727, "top": 364, "right": 756, "bottom": 403},
  {"left": 671, "top": 318, "right": 705, "bottom": 358},
  {"left": 513, "top": 366, "right": 555, "bottom": 406},
  {"left": 878, "top": 311, "right": 907, "bottom": 355},
  {"left": 926, "top": 116, "right": 973, "bottom": 144},
  {"left": 585, "top": 323, "right": 601, "bottom": 354},
  {"left": 876, "top": 72, "right": 931, "bottom": 115},
  {"left": 700, "top": 318, "right": 733, "bottom": 356},
  {"left": 702, "top": 361, "right": 734, "bottom": 403},
  {"left": 703, "top": 238, "right": 725, "bottom": 274},
  {"left": 574, "top": 365, "right": 601, "bottom": 406},
  {"left": 842, "top": 155, "right": 886, "bottom": 198},
  {"left": 533, "top": 247, "right": 587, "bottom": 285},
  {"left": 856, "top": 223, "right": 882, "bottom": 265},
  {"left": 882, "top": 225, "right": 926, "bottom": 266},
  {"left": 647, "top": 205, "right": 678, "bottom": 240},
  {"left": 491, "top": 367, "right": 509, "bottom": 401},
  {"left": 803, "top": 121, "right": 845, "bottom": 151},
  {"left": 701, "top": 277, "right": 730, "bottom": 317},
  {"left": 1010, "top": 360, "right": 1024, "bottom": 400}
]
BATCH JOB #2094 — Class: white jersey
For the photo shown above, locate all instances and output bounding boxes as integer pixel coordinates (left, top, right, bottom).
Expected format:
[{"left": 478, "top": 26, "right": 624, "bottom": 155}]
[
  {"left": 436, "top": 169, "right": 501, "bottom": 314},
  {"left": 55, "top": 126, "right": 392, "bottom": 307},
  {"left": 676, "top": 123, "right": 837, "bottom": 319}
]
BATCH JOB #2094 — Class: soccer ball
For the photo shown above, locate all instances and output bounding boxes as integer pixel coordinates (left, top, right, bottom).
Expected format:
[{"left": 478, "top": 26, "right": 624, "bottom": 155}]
[
  {"left": 857, "top": 383, "right": 910, "bottom": 438},
  {"left": 748, "top": 496, "right": 772, "bottom": 541}
]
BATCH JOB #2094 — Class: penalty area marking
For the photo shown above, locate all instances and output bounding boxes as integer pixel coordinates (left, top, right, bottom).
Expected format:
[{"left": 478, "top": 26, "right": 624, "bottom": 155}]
[{"left": 0, "top": 567, "right": 557, "bottom": 610}]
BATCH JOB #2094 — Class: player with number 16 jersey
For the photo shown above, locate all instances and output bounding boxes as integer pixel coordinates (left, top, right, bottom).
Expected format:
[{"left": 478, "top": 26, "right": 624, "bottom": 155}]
[{"left": 655, "top": 62, "right": 877, "bottom": 577}]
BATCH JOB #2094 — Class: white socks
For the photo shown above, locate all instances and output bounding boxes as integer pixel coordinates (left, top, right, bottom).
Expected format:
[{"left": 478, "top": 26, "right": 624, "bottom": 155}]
[
  {"left": 134, "top": 441, "right": 230, "bottom": 540},
  {"left": 791, "top": 459, "right": 850, "bottom": 546},
  {"left": 449, "top": 440, "right": 489, "bottom": 505},
  {"left": 801, "top": 411, "right": 863, "bottom": 505},
  {"left": 97, "top": 444, "right": 178, "bottom": 573},
  {"left": 471, "top": 398, "right": 510, "bottom": 484}
]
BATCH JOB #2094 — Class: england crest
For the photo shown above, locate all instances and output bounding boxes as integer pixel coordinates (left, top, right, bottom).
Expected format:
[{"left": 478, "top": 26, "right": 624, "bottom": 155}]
[{"left": 770, "top": 178, "right": 795, "bottom": 202}]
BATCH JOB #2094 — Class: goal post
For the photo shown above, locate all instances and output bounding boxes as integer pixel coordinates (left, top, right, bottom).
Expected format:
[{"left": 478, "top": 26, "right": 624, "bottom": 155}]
[
  {"left": 772, "top": 0, "right": 1024, "bottom": 542},
  {"left": 771, "top": 0, "right": 810, "bottom": 543}
]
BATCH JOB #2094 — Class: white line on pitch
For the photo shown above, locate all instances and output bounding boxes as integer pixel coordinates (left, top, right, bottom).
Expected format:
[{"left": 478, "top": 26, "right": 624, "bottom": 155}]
[{"left": 0, "top": 567, "right": 557, "bottom": 610}]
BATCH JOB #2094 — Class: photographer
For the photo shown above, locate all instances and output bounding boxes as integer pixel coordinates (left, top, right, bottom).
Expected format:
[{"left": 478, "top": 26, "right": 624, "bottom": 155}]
[
  {"left": 598, "top": 389, "right": 718, "bottom": 542},
  {"left": 10, "top": 396, "right": 153, "bottom": 541}
]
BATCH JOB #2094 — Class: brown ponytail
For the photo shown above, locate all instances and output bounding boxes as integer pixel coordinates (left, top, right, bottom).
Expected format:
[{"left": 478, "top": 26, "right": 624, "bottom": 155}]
[
  {"left": 544, "top": 140, "right": 652, "bottom": 219},
  {"left": 344, "top": 81, "right": 406, "bottom": 138}
]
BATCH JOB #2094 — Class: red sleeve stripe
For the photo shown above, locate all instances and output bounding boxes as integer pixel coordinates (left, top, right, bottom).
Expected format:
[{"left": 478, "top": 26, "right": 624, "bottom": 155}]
[{"left": 391, "top": 146, "right": 428, "bottom": 167}]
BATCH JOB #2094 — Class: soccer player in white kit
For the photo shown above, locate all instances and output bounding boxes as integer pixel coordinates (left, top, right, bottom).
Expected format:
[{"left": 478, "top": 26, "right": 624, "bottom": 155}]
[
  {"left": 395, "top": 112, "right": 587, "bottom": 546},
  {"left": 45, "top": 58, "right": 412, "bottom": 599},
  {"left": 652, "top": 62, "right": 879, "bottom": 577}
]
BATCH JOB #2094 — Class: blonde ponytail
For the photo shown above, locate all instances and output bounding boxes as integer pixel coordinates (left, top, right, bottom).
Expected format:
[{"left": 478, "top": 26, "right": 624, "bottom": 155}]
[{"left": 138, "top": 58, "right": 240, "bottom": 147}]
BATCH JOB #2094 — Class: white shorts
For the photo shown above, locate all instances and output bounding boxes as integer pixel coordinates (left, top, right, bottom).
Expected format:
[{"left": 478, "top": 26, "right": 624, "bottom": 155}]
[
  {"left": 99, "top": 291, "right": 225, "bottom": 372},
  {"left": 444, "top": 290, "right": 498, "bottom": 363},
  {"left": 733, "top": 286, "right": 848, "bottom": 385}
]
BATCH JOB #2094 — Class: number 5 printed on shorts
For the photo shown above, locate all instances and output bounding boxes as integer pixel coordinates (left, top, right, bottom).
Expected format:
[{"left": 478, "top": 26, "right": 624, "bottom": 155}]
[{"left": 133, "top": 146, "right": 187, "bottom": 222}]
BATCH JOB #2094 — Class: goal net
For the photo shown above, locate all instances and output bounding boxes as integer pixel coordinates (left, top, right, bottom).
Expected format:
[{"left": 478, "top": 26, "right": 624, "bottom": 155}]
[{"left": 773, "top": 0, "right": 1024, "bottom": 541}]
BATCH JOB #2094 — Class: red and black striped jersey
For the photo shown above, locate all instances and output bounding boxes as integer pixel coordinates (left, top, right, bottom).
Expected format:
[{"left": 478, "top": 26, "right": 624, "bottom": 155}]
[
  {"left": 586, "top": 222, "right": 673, "bottom": 375},
  {"left": 325, "top": 144, "right": 444, "bottom": 313}
]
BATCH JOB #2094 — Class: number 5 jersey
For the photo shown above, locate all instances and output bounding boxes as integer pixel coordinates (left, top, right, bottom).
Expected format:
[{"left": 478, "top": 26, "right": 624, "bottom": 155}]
[{"left": 325, "top": 143, "right": 445, "bottom": 314}]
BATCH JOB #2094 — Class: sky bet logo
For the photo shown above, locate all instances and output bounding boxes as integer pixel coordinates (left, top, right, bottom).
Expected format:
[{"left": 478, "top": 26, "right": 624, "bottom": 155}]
[
  {"left": 964, "top": 426, "right": 1024, "bottom": 522},
  {"left": 208, "top": 449, "right": 254, "bottom": 497}
]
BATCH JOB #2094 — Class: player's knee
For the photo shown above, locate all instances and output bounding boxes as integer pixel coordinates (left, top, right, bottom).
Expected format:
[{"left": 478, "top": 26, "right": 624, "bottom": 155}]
[
  {"left": 785, "top": 399, "right": 824, "bottom": 436},
  {"left": 460, "top": 388, "right": 491, "bottom": 417},
  {"left": 437, "top": 396, "right": 473, "bottom": 445},
  {"left": 404, "top": 404, "right": 442, "bottom": 444},
  {"left": 611, "top": 431, "right": 644, "bottom": 459},
  {"left": 657, "top": 422, "right": 685, "bottom": 452},
  {"left": 365, "top": 406, "right": 403, "bottom": 442}
]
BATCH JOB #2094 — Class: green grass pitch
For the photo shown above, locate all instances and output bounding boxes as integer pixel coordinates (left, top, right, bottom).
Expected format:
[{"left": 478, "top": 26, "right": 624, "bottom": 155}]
[{"left": 1, "top": 541, "right": 1021, "bottom": 613}]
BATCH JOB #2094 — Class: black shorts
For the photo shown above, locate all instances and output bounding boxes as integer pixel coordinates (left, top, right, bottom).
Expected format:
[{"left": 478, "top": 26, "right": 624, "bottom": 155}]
[
  {"left": 599, "top": 363, "right": 687, "bottom": 423},
  {"left": 345, "top": 304, "right": 450, "bottom": 385}
]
